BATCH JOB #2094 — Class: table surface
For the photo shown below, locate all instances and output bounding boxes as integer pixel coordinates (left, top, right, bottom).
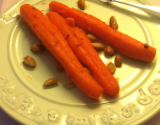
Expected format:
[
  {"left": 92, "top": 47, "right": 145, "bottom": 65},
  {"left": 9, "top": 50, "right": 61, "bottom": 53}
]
[{"left": 0, "top": 0, "right": 160, "bottom": 125}]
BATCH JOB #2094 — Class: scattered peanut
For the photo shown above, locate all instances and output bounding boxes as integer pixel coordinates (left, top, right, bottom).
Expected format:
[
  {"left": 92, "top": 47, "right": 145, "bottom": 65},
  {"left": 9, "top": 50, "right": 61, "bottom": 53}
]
[
  {"left": 43, "top": 78, "right": 59, "bottom": 87},
  {"left": 144, "top": 43, "right": 148, "bottom": 48},
  {"left": 78, "top": 0, "right": 85, "bottom": 10},
  {"left": 105, "top": 45, "right": 115, "bottom": 56},
  {"left": 87, "top": 34, "right": 97, "bottom": 41},
  {"left": 107, "top": 62, "right": 116, "bottom": 74},
  {"left": 63, "top": 81, "right": 76, "bottom": 89},
  {"left": 84, "top": 67, "right": 91, "bottom": 75},
  {"left": 109, "top": 16, "right": 118, "bottom": 30},
  {"left": 30, "top": 43, "right": 45, "bottom": 52},
  {"left": 115, "top": 55, "right": 123, "bottom": 67},
  {"left": 23, "top": 55, "right": 36, "bottom": 67},
  {"left": 91, "top": 43, "right": 105, "bottom": 50}
]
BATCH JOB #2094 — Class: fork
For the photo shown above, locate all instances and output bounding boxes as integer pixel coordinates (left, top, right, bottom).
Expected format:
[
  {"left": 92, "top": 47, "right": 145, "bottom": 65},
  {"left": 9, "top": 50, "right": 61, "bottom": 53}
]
[{"left": 99, "top": 0, "right": 160, "bottom": 18}]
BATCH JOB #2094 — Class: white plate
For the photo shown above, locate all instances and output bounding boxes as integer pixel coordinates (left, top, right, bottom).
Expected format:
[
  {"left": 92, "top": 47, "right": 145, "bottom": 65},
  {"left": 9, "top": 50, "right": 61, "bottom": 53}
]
[{"left": 0, "top": 0, "right": 160, "bottom": 125}]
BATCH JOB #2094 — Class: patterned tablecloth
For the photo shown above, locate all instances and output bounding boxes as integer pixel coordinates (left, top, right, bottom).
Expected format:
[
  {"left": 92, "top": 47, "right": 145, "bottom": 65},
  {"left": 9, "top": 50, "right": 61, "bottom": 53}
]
[{"left": 0, "top": 0, "right": 160, "bottom": 125}]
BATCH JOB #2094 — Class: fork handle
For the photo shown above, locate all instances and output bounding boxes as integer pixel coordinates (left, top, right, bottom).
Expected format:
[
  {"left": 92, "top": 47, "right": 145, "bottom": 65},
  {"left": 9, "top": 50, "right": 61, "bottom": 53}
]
[{"left": 112, "top": 0, "right": 160, "bottom": 18}]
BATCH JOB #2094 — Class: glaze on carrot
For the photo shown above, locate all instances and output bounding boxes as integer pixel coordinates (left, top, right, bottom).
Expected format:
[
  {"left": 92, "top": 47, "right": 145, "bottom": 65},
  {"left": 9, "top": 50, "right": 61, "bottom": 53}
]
[
  {"left": 20, "top": 4, "right": 103, "bottom": 99},
  {"left": 47, "top": 11, "right": 119, "bottom": 96},
  {"left": 49, "top": 1, "right": 156, "bottom": 62}
]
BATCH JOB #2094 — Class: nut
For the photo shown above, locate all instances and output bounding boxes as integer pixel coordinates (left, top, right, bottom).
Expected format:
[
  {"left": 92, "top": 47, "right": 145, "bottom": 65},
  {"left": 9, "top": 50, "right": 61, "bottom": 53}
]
[
  {"left": 91, "top": 43, "right": 105, "bottom": 50},
  {"left": 87, "top": 34, "right": 97, "bottom": 41},
  {"left": 105, "top": 45, "right": 115, "bottom": 56},
  {"left": 23, "top": 55, "right": 36, "bottom": 67},
  {"left": 107, "top": 62, "right": 116, "bottom": 74},
  {"left": 84, "top": 67, "right": 91, "bottom": 75},
  {"left": 109, "top": 16, "right": 118, "bottom": 30},
  {"left": 30, "top": 43, "right": 45, "bottom": 52},
  {"left": 115, "top": 55, "right": 123, "bottom": 67},
  {"left": 78, "top": 0, "right": 85, "bottom": 10},
  {"left": 63, "top": 81, "right": 76, "bottom": 89},
  {"left": 43, "top": 78, "right": 59, "bottom": 87}
]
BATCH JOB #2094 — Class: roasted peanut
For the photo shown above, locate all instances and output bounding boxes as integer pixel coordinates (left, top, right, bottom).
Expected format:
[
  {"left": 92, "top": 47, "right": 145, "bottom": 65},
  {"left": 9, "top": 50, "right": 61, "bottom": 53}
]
[
  {"left": 115, "top": 55, "right": 123, "bottom": 67},
  {"left": 105, "top": 45, "right": 115, "bottom": 56},
  {"left": 63, "top": 81, "right": 76, "bottom": 89},
  {"left": 43, "top": 78, "right": 59, "bottom": 87},
  {"left": 30, "top": 43, "right": 45, "bottom": 52},
  {"left": 87, "top": 34, "right": 97, "bottom": 41},
  {"left": 23, "top": 55, "right": 36, "bottom": 67},
  {"left": 91, "top": 43, "right": 105, "bottom": 50},
  {"left": 109, "top": 16, "right": 118, "bottom": 30},
  {"left": 84, "top": 67, "right": 91, "bottom": 75},
  {"left": 107, "top": 62, "right": 116, "bottom": 74},
  {"left": 78, "top": 0, "right": 85, "bottom": 10}
]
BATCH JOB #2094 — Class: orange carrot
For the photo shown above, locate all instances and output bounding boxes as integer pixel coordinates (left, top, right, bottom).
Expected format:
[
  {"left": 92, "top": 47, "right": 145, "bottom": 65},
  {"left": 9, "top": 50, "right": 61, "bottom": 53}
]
[
  {"left": 20, "top": 4, "right": 103, "bottom": 99},
  {"left": 65, "top": 17, "right": 75, "bottom": 27},
  {"left": 47, "top": 11, "right": 119, "bottom": 96},
  {"left": 49, "top": 1, "right": 156, "bottom": 62}
]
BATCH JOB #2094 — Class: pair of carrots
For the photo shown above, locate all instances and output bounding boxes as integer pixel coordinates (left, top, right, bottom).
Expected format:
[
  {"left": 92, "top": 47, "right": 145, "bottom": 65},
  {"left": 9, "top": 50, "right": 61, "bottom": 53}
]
[
  {"left": 20, "top": 4, "right": 103, "bottom": 99},
  {"left": 49, "top": 1, "right": 156, "bottom": 62}
]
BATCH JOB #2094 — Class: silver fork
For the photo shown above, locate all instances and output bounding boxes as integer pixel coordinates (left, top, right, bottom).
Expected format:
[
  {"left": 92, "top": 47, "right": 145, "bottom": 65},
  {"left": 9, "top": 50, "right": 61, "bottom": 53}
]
[{"left": 99, "top": 0, "right": 160, "bottom": 18}]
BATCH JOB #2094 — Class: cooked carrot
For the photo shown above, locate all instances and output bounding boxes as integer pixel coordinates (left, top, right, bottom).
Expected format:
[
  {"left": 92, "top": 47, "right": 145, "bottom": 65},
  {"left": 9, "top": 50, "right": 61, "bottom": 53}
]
[
  {"left": 65, "top": 17, "right": 75, "bottom": 27},
  {"left": 49, "top": 1, "right": 156, "bottom": 62},
  {"left": 20, "top": 4, "right": 103, "bottom": 99},
  {"left": 47, "top": 12, "right": 119, "bottom": 96}
]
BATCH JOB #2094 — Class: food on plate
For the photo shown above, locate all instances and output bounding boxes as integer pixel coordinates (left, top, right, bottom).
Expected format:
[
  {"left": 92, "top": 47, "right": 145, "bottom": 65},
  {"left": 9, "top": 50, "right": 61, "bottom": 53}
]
[
  {"left": 109, "top": 16, "right": 118, "bottom": 30},
  {"left": 43, "top": 78, "right": 59, "bottom": 87},
  {"left": 20, "top": 4, "right": 103, "bottom": 99},
  {"left": 63, "top": 81, "right": 76, "bottom": 89},
  {"left": 87, "top": 34, "right": 97, "bottom": 42},
  {"left": 30, "top": 43, "right": 45, "bottom": 52},
  {"left": 78, "top": 0, "right": 85, "bottom": 10},
  {"left": 107, "top": 62, "right": 116, "bottom": 74},
  {"left": 91, "top": 42, "right": 105, "bottom": 50},
  {"left": 115, "top": 55, "right": 123, "bottom": 67},
  {"left": 65, "top": 17, "right": 76, "bottom": 27},
  {"left": 23, "top": 55, "right": 36, "bottom": 67},
  {"left": 105, "top": 45, "right": 115, "bottom": 56},
  {"left": 49, "top": 1, "right": 156, "bottom": 62},
  {"left": 84, "top": 67, "right": 92, "bottom": 75},
  {"left": 47, "top": 11, "right": 119, "bottom": 96}
]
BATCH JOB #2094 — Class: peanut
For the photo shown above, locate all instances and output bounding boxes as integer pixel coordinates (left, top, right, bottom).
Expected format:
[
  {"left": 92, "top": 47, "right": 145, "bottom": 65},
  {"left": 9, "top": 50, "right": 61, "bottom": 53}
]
[
  {"left": 63, "top": 81, "right": 76, "bottom": 89},
  {"left": 30, "top": 43, "right": 45, "bottom": 52},
  {"left": 23, "top": 55, "right": 36, "bottom": 67},
  {"left": 105, "top": 45, "right": 115, "bottom": 56},
  {"left": 109, "top": 16, "right": 118, "bottom": 30},
  {"left": 43, "top": 78, "right": 59, "bottom": 87},
  {"left": 78, "top": 0, "right": 85, "bottom": 10},
  {"left": 91, "top": 43, "right": 105, "bottom": 50},
  {"left": 84, "top": 67, "right": 91, "bottom": 75},
  {"left": 87, "top": 34, "right": 97, "bottom": 41},
  {"left": 115, "top": 55, "right": 123, "bottom": 67},
  {"left": 107, "top": 62, "right": 116, "bottom": 74}
]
